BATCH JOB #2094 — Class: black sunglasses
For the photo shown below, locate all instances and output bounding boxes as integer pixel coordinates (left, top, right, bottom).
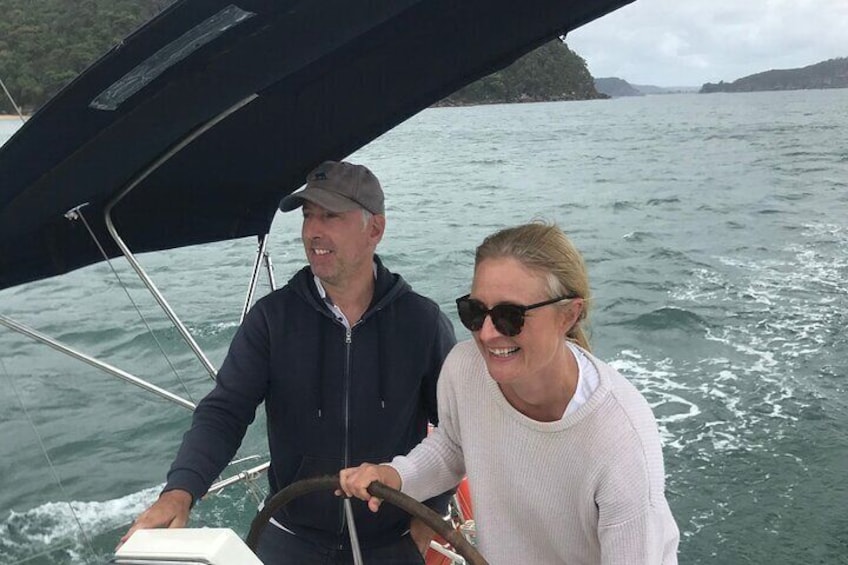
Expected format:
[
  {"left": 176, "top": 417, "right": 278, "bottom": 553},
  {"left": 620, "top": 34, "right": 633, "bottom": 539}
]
[{"left": 455, "top": 294, "right": 575, "bottom": 337}]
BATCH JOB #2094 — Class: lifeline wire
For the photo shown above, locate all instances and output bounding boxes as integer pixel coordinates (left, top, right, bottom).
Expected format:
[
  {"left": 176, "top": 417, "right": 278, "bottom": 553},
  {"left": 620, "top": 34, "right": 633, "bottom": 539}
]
[
  {"left": 0, "top": 356, "right": 98, "bottom": 563},
  {"left": 69, "top": 210, "right": 269, "bottom": 524},
  {"left": 0, "top": 76, "right": 26, "bottom": 121},
  {"left": 74, "top": 209, "right": 196, "bottom": 405}
]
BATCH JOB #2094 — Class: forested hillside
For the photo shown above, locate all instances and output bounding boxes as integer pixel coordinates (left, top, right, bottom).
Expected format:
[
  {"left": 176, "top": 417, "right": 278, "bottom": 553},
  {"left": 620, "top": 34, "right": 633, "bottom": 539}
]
[
  {"left": 1, "top": 3, "right": 601, "bottom": 114},
  {"left": 441, "top": 39, "right": 604, "bottom": 105},
  {"left": 0, "top": 0, "right": 173, "bottom": 113},
  {"left": 701, "top": 57, "right": 848, "bottom": 93}
]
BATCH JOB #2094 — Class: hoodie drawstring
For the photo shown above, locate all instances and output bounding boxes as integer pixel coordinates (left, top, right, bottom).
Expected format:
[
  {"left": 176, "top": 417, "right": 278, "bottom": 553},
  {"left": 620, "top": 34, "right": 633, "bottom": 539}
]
[
  {"left": 376, "top": 314, "right": 385, "bottom": 409},
  {"left": 316, "top": 324, "right": 325, "bottom": 418}
]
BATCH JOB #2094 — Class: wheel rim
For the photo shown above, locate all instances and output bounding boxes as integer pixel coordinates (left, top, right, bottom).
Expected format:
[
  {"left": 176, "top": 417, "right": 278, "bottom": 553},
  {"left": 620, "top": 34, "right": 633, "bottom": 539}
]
[{"left": 245, "top": 475, "right": 488, "bottom": 565}]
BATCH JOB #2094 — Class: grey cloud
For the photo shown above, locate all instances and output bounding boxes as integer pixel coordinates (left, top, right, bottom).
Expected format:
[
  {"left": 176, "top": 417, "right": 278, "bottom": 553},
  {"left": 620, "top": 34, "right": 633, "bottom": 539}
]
[{"left": 567, "top": 0, "right": 848, "bottom": 86}]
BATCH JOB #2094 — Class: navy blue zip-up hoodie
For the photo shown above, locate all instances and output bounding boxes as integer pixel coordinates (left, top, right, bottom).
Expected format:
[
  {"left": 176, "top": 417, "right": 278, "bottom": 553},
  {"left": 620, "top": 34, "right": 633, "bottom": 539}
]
[{"left": 165, "top": 255, "right": 456, "bottom": 549}]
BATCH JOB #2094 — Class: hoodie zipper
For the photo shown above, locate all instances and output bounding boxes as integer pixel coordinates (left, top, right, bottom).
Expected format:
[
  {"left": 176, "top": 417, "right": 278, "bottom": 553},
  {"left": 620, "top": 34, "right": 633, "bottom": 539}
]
[
  {"left": 339, "top": 324, "right": 354, "bottom": 543},
  {"left": 343, "top": 326, "right": 353, "bottom": 467}
]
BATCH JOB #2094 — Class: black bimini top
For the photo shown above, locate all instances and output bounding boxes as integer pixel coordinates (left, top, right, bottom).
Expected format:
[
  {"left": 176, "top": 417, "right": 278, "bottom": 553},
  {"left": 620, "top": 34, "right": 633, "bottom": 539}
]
[{"left": 0, "top": 0, "right": 632, "bottom": 291}]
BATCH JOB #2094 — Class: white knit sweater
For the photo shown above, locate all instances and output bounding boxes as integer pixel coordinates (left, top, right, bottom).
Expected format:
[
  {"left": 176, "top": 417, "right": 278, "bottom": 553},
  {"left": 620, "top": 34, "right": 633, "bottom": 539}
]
[{"left": 390, "top": 340, "right": 679, "bottom": 565}]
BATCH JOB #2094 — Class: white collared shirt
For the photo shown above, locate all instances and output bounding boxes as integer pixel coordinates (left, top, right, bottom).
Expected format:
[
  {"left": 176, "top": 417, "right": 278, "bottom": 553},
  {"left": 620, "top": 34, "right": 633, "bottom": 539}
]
[{"left": 312, "top": 261, "right": 378, "bottom": 329}]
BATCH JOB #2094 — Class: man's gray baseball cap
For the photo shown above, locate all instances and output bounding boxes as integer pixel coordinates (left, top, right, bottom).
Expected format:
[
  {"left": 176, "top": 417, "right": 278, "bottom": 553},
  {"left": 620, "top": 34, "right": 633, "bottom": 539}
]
[{"left": 279, "top": 161, "right": 385, "bottom": 214}]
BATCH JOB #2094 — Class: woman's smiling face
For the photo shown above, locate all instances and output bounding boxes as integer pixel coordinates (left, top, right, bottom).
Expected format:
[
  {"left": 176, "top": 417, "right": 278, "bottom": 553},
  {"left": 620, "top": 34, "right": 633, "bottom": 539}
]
[{"left": 469, "top": 256, "right": 577, "bottom": 387}]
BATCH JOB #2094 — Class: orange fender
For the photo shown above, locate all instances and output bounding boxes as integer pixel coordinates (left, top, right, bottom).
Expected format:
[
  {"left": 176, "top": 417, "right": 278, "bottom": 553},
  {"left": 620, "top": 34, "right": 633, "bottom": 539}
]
[{"left": 424, "top": 476, "right": 474, "bottom": 565}]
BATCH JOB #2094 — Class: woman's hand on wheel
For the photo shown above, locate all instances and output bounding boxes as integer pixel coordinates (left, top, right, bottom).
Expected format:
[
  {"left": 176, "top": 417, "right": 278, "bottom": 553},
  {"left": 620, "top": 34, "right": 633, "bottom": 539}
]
[{"left": 337, "top": 463, "right": 402, "bottom": 512}]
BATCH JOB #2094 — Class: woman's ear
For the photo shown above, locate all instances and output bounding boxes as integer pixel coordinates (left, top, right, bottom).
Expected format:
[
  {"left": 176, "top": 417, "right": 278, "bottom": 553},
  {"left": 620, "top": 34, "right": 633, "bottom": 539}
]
[{"left": 560, "top": 298, "right": 584, "bottom": 335}]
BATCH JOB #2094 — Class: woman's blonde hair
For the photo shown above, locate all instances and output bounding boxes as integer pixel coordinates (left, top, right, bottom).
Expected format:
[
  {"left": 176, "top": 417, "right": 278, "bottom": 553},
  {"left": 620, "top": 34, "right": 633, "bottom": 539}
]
[{"left": 474, "top": 222, "right": 591, "bottom": 351}]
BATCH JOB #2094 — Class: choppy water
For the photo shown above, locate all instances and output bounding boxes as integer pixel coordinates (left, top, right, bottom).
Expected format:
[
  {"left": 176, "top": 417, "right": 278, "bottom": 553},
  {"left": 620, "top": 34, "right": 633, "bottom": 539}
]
[{"left": 1, "top": 89, "right": 847, "bottom": 564}]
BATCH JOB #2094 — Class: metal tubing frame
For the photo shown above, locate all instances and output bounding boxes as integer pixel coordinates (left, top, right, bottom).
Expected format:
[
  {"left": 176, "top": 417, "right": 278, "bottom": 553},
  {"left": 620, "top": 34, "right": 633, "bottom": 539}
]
[
  {"left": 208, "top": 461, "right": 270, "bottom": 494},
  {"left": 103, "top": 94, "right": 259, "bottom": 381},
  {"left": 240, "top": 234, "right": 269, "bottom": 324},
  {"left": 263, "top": 243, "right": 277, "bottom": 291},
  {"left": 240, "top": 234, "right": 278, "bottom": 324},
  {"left": 1, "top": 96, "right": 282, "bottom": 507},
  {"left": 104, "top": 204, "right": 219, "bottom": 379},
  {"left": 0, "top": 314, "right": 195, "bottom": 411},
  {"left": 344, "top": 498, "right": 365, "bottom": 565},
  {"left": 1, "top": 313, "right": 275, "bottom": 496}
]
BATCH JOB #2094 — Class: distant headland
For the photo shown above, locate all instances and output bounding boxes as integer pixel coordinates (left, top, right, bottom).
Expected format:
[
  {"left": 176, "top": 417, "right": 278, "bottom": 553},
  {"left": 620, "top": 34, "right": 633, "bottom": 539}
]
[
  {"left": 594, "top": 56, "right": 848, "bottom": 98},
  {"left": 593, "top": 78, "right": 698, "bottom": 97},
  {"left": 700, "top": 57, "right": 848, "bottom": 93}
]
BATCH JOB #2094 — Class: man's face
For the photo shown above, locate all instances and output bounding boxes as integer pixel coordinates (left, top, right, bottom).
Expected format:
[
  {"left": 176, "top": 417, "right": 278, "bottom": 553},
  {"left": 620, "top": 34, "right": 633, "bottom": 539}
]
[{"left": 301, "top": 201, "right": 383, "bottom": 288}]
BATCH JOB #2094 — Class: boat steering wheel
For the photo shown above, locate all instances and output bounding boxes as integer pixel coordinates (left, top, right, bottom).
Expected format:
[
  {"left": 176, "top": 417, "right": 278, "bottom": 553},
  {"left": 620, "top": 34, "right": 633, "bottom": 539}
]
[{"left": 245, "top": 475, "right": 488, "bottom": 565}]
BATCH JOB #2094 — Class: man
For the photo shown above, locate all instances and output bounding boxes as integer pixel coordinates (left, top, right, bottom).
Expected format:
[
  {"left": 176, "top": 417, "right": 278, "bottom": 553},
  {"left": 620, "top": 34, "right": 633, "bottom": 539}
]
[{"left": 121, "top": 161, "right": 456, "bottom": 563}]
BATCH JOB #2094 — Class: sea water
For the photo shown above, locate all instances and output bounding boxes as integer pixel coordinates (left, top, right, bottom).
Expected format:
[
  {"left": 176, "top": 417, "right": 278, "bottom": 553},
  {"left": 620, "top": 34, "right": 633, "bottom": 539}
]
[{"left": 1, "top": 89, "right": 846, "bottom": 564}]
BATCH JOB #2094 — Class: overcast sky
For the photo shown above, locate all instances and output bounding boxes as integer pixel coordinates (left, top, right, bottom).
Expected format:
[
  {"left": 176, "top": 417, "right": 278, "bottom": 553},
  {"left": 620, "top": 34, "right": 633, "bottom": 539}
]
[{"left": 566, "top": 0, "right": 848, "bottom": 87}]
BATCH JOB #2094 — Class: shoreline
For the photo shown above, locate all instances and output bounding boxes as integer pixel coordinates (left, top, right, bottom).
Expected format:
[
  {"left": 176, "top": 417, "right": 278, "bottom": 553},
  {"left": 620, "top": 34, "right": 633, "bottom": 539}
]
[{"left": 0, "top": 114, "right": 28, "bottom": 121}]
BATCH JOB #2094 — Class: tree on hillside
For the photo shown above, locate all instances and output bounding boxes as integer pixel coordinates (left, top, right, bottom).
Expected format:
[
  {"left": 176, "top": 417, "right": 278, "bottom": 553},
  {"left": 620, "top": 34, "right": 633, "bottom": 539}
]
[
  {"left": 2, "top": 5, "right": 601, "bottom": 114},
  {"left": 0, "top": 0, "right": 173, "bottom": 113},
  {"left": 442, "top": 38, "right": 603, "bottom": 105}
]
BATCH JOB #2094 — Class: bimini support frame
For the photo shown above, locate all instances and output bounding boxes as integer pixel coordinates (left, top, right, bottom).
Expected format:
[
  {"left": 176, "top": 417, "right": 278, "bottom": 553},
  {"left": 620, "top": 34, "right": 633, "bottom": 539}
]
[
  {"left": 103, "top": 94, "right": 259, "bottom": 381},
  {"left": 263, "top": 242, "right": 277, "bottom": 290},
  {"left": 0, "top": 314, "right": 195, "bottom": 411},
  {"left": 240, "top": 234, "right": 277, "bottom": 324},
  {"left": 1, "top": 95, "right": 274, "bottom": 500}
]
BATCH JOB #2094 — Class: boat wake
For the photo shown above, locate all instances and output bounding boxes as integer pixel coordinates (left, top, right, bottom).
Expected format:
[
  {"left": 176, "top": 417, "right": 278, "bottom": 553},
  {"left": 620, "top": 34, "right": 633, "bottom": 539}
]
[{"left": 0, "top": 486, "right": 159, "bottom": 564}]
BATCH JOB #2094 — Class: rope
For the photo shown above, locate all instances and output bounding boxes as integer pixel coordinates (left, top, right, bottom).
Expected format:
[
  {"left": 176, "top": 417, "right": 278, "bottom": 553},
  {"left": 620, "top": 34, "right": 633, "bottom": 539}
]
[{"left": 0, "top": 76, "right": 26, "bottom": 121}]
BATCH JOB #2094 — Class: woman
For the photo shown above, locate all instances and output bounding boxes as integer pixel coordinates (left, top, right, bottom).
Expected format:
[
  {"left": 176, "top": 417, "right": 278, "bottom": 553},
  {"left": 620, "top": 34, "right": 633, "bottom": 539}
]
[{"left": 339, "top": 222, "right": 679, "bottom": 564}]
